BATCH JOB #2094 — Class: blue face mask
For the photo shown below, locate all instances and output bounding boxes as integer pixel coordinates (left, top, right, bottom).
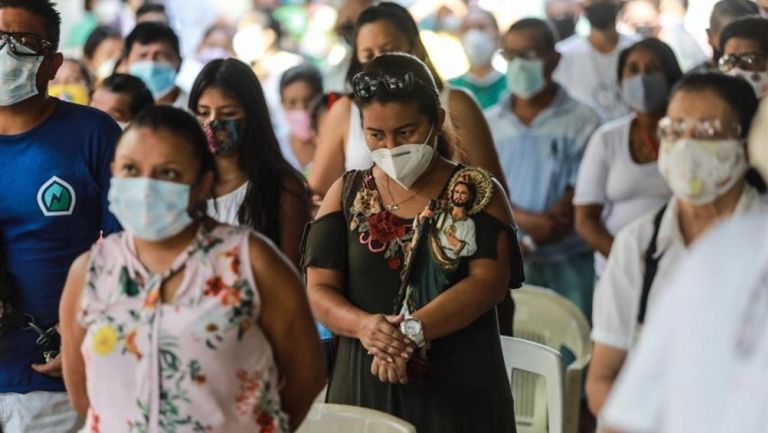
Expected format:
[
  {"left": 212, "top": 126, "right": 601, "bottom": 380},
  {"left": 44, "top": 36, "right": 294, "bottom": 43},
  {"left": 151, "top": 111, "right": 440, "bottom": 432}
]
[
  {"left": 129, "top": 61, "right": 178, "bottom": 98},
  {"left": 506, "top": 57, "right": 546, "bottom": 99},
  {"left": 0, "top": 44, "right": 42, "bottom": 106},
  {"left": 108, "top": 177, "right": 193, "bottom": 241}
]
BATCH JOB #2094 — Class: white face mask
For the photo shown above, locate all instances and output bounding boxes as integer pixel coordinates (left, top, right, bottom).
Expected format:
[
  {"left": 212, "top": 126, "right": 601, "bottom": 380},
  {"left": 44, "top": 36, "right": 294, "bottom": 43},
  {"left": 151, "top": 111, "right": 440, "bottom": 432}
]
[
  {"left": 658, "top": 138, "right": 748, "bottom": 204},
  {"left": 0, "top": 44, "right": 42, "bottom": 106},
  {"left": 462, "top": 29, "right": 496, "bottom": 67},
  {"left": 370, "top": 127, "right": 436, "bottom": 189},
  {"left": 728, "top": 68, "right": 768, "bottom": 99}
]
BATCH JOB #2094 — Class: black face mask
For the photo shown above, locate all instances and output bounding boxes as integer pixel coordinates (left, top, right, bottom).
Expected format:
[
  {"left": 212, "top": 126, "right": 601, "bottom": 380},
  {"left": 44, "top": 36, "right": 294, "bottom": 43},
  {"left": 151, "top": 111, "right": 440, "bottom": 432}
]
[
  {"left": 585, "top": 3, "right": 620, "bottom": 31},
  {"left": 338, "top": 22, "right": 355, "bottom": 47},
  {"left": 550, "top": 14, "right": 577, "bottom": 40}
]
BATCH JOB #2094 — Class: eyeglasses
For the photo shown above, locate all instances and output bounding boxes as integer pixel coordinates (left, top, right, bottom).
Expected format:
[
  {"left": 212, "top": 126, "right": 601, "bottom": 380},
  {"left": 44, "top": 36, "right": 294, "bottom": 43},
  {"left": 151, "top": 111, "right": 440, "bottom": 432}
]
[
  {"left": 498, "top": 49, "right": 541, "bottom": 62},
  {"left": 352, "top": 70, "right": 435, "bottom": 99},
  {"left": 718, "top": 53, "right": 768, "bottom": 73},
  {"left": 657, "top": 117, "right": 742, "bottom": 141},
  {"left": 0, "top": 32, "right": 53, "bottom": 57}
]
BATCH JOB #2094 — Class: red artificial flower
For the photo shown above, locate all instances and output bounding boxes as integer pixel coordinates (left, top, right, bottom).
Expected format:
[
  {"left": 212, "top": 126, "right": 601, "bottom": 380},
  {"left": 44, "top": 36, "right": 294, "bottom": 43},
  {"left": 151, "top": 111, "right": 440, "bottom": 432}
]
[
  {"left": 367, "top": 212, "right": 406, "bottom": 243},
  {"left": 387, "top": 256, "right": 401, "bottom": 270}
]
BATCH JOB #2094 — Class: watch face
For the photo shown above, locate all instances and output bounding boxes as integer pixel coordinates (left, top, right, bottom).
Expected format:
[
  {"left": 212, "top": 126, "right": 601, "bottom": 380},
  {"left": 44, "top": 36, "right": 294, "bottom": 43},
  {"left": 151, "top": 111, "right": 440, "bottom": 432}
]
[{"left": 403, "top": 318, "right": 422, "bottom": 334}]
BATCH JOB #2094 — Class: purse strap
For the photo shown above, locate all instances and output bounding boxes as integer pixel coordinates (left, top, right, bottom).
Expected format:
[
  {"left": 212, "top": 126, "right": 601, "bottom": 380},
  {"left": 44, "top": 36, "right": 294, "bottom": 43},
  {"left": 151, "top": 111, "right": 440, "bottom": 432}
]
[{"left": 637, "top": 204, "right": 668, "bottom": 324}]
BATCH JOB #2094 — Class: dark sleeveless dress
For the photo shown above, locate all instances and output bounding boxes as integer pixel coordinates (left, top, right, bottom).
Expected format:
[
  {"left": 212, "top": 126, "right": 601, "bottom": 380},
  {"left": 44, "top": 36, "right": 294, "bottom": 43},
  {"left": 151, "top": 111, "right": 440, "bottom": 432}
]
[{"left": 302, "top": 169, "right": 524, "bottom": 433}]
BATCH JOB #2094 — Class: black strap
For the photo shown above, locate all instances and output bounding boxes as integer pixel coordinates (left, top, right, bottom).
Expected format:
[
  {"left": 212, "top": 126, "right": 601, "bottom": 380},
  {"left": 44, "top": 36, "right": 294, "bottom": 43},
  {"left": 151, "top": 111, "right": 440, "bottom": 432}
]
[{"left": 638, "top": 204, "right": 668, "bottom": 324}]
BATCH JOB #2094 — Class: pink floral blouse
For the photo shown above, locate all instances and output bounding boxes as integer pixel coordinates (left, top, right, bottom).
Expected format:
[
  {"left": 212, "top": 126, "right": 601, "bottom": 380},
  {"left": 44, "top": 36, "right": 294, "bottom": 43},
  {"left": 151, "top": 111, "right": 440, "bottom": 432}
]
[{"left": 78, "top": 224, "right": 287, "bottom": 433}]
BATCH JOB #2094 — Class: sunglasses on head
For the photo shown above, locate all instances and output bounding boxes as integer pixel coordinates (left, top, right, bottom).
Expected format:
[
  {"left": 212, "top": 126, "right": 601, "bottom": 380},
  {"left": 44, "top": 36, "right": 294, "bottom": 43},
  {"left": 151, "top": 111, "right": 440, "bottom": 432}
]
[{"left": 352, "top": 70, "right": 435, "bottom": 99}]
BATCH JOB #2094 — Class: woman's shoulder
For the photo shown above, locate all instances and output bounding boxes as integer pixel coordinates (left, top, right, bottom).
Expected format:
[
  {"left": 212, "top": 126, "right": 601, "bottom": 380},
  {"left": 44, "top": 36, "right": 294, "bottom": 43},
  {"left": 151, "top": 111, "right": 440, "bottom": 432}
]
[
  {"left": 612, "top": 201, "right": 672, "bottom": 252},
  {"left": 89, "top": 231, "right": 129, "bottom": 263},
  {"left": 592, "top": 114, "right": 634, "bottom": 141}
]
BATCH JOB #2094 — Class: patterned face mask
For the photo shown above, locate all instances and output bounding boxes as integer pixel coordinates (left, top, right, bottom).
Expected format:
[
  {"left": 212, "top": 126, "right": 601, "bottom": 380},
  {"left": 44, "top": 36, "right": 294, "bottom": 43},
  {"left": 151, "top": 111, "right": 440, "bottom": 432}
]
[
  {"left": 108, "top": 177, "right": 193, "bottom": 241},
  {"left": 203, "top": 119, "right": 242, "bottom": 157},
  {"left": 658, "top": 138, "right": 748, "bottom": 204}
]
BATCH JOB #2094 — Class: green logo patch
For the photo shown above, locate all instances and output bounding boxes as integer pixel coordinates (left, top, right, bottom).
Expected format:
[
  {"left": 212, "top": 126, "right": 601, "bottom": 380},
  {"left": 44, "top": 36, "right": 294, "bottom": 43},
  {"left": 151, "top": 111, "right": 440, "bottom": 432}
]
[{"left": 37, "top": 176, "right": 76, "bottom": 216}]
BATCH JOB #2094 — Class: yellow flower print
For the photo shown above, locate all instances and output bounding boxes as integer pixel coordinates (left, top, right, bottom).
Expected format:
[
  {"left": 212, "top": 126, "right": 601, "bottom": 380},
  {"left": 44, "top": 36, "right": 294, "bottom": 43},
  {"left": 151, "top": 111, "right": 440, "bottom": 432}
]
[
  {"left": 92, "top": 324, "right": 118, "bottom": 356},
  {"left": 689, "top": 177, "right": 703, "bottom": 197}
]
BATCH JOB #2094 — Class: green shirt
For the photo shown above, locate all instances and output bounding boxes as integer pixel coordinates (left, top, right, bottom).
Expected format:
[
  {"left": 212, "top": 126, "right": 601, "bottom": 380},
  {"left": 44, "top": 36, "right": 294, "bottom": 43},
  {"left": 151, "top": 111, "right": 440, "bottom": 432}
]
[{"left": 449, "top": 71, "right": 508, "bottom": 110}]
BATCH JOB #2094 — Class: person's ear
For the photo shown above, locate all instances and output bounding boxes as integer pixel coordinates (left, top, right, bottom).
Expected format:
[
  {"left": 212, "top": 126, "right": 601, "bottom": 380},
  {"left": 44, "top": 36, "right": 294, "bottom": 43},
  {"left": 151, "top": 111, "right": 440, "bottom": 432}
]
[
  {"left": 48, "top": 53, "right": 64, "bottom": 81},
  {"left": 436, "top": 107, "right": 446, "bottom": 131},
  {"left": 547, "top": 51, "right": 561, "bottom": 77}
]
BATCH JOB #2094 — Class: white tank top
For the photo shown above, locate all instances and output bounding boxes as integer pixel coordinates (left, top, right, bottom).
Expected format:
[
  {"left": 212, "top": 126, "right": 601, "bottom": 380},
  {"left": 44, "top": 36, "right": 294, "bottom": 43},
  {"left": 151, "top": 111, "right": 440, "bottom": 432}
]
[{"left": 344, "top": 88, "right": 454, "bottom": 171}]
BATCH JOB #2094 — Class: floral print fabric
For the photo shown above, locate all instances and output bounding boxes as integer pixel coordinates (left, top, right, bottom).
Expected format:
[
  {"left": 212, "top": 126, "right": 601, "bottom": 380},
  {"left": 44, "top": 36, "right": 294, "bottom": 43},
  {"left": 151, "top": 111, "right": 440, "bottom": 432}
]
[
  {"left": 79, "top": 225, "right": 287, "bottom": 433},
  {"left": 348, "top": 173, "right": 414, "bottom": 275}
]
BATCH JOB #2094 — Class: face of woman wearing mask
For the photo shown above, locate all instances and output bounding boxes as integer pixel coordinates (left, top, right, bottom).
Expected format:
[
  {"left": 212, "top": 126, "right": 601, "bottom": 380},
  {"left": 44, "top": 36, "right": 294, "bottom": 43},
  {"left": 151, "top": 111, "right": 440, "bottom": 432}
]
[
  {"left": 621, "top": 47, "right": 669, "bottom": 114},
  {"left": 356, "top": 20, "right": 411, "bottom": 64},
  {"left": 111, "top": 126, "right": 214, "bottom": 241},
  {"left": 658, "top": 89, "right": 747, "bottom": 205},
  {"left": 196, "top": 86, "right": 247, "bottom": 157},
  {"left": 361, "top": 99, "right": 445, "bottom": 189}
]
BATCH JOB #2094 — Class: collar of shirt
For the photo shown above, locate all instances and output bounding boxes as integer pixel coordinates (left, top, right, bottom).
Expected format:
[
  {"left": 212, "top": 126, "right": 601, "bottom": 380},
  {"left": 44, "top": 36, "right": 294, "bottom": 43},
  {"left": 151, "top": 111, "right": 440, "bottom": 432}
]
[
  {"left": 656, "top": 185, "right": 767, "bottom": 255},
  {"left": 461, "top": 69, "right": 504, "bottom": 87},
  {"left": 499, "top": 85, "right": 570, "bottom": 129}
]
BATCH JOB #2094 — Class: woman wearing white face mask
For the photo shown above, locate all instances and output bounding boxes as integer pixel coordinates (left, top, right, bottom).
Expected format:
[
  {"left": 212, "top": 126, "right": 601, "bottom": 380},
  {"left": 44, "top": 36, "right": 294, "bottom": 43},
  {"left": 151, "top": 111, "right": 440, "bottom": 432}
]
[
  {"left": 717, "top": 16, "right": 768, "bottom": 99},
  {"left": 309, "top": 2, "right": 506, "bottom": 199},
  {"left": 304, "top": 53, "right": 523, "bottom": 433},
  {"left": 585, "top": 72, "right": 768, "bottom": 416},
  {"left": 448, "top": 8, "right": 507, "bottom": 109},
  {"left": 575, "top": 38, "right": 682, "bottom": 278},
  {"left": 58, "top": 106, "right": 325, "bottom": 433}
]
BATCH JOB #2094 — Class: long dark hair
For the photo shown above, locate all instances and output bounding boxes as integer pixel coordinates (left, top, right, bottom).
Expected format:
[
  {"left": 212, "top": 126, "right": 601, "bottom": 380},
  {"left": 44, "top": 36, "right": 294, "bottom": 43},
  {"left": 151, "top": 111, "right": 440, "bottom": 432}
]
[
  {"left": 354, "top": 53, "right": 454, "bottom": 159},
  {"left": 189, "top": 58, "right": 307, "bottom": 245},
  {"left": 345, "top": 2, "right": 443, "bottom": 91}
]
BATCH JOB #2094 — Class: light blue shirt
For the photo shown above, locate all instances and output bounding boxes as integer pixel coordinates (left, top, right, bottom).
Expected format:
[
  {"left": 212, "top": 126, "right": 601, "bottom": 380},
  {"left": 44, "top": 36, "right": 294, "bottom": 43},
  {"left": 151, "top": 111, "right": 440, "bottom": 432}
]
[{"left": 486, "top": 87, "right": 600, "bottom": 262}]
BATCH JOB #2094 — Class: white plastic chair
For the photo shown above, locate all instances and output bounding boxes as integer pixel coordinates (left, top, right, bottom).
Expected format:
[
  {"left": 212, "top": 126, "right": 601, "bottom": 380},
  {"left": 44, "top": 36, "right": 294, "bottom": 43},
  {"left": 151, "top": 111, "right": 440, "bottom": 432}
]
[
  {"left": 511, "top": 285, "right": 592, "bottom": 433},
  {"left": 501, "top": 336, "right": 564, "bottom": 433},
  {"left": 296, "top": 403, "right": 416, "bottom": 433}
]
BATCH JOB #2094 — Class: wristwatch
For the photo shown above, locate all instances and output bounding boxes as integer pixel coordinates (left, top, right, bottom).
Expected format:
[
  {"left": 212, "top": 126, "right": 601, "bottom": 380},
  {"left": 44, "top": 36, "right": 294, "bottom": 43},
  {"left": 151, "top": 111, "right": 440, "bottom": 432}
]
[{"left": 400, "top": 316, "right": 426, "bottom": 348}]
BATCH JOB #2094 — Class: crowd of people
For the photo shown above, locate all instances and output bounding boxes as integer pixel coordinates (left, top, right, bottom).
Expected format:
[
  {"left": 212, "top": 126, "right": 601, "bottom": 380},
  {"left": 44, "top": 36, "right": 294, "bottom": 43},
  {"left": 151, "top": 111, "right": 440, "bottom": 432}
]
[{"left": 0, "top": 0, "right": 766, "bottom": 432}]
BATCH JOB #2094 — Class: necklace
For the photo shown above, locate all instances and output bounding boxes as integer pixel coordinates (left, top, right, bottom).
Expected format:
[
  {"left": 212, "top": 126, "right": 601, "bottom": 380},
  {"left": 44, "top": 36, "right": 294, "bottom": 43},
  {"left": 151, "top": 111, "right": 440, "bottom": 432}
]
[
  {"left": 637, "top": 123, "right": 659, "bottom": 160},
  {"left": 385, "top": 176, "right": 419, "bottom": 212}
]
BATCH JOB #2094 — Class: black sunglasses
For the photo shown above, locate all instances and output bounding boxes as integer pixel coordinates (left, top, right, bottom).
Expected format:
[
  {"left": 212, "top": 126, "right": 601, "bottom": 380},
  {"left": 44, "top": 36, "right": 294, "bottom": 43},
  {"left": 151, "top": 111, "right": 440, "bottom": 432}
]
[
  {"left": 352, "top": 70, "right": 435, "bottom": 99},
  {"left": 0, "top": 32, "right": 53, "bottom": 57}
]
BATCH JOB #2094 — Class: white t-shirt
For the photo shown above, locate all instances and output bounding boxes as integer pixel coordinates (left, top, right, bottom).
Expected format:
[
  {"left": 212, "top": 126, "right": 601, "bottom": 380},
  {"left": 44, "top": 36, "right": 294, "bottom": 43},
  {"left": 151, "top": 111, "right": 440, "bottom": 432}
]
[
  {"left": 573, "top": 115, "right": 671, "bottom": 274},
  {"left": 601, "top": 212, "right": 768, "bottom": 433},
  {"left": 207, "top": 181, "right": 248, "bottom": 225},
  {"left": 553, "top": 34, "right": 639, "bottom": 122},
  {"left": 591, "top": 185, "right": 768, "bottom": 350}
]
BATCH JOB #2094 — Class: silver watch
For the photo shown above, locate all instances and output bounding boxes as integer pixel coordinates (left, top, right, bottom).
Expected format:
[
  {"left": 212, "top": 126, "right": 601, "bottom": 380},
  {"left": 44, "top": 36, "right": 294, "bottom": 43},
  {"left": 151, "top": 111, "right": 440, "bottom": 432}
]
[{"left": 400, "top": 316, "right": 426, "bottom": 348}]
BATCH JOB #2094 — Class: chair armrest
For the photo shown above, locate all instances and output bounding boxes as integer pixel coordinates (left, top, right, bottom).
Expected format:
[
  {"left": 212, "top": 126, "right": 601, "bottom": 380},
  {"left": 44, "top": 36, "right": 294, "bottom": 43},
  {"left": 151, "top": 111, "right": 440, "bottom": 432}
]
[{"left": 563, "top": 354, "right": 591, "bottom": 433}]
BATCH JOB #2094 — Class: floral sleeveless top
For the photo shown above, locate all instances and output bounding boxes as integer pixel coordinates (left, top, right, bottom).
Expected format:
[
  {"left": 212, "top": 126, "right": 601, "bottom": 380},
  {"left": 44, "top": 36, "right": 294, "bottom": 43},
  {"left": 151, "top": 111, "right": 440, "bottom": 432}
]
[{"left": 78, "top": 224, "right": 287, "bottom": 433}]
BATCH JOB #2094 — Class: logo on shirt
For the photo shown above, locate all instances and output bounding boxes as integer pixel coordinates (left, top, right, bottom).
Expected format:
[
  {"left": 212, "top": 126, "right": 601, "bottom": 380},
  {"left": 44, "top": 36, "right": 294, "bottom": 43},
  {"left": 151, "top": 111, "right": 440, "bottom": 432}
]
[{"left": 37, "top": 176, "right": 76, "bottom": 216}]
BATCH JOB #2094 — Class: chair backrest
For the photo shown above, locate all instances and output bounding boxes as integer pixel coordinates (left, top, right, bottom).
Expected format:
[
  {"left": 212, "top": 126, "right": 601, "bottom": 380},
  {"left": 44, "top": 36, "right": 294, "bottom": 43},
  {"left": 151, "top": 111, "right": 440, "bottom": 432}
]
[
  {"left": 512, "top": 285, "right": 591, "bottom": 362},
  {"left": 296, "top": 403, "right": 417, "bottom": 433},
  {"left": 501, "top": 336, "right": 564, "bottom": 433}
]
